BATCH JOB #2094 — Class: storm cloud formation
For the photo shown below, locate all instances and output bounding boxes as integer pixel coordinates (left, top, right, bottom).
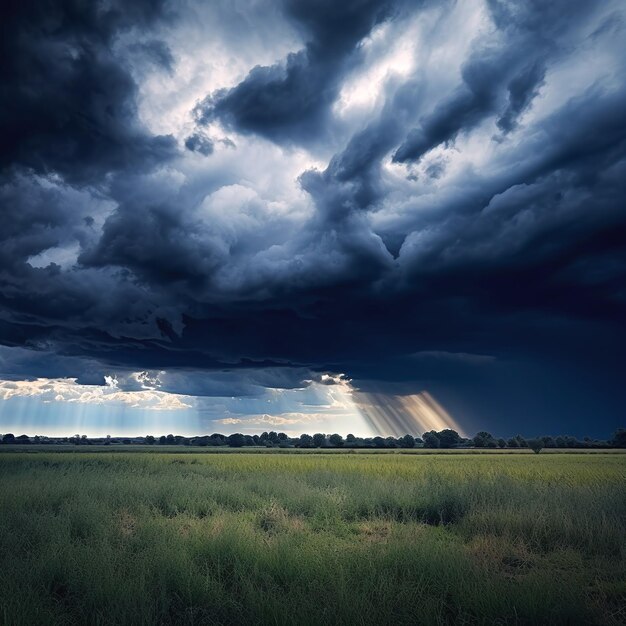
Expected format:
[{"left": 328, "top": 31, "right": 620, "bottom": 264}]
[
  {"left": 194, "top": 0, "right": 419, "bottom": 144},
  {"left": 1, "top": 0, "right": 625, "bottom": 436}
]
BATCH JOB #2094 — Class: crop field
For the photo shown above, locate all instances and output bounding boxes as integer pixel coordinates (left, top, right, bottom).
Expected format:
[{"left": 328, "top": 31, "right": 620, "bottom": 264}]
[{"left": 0, "top": 452, "right": 624, "bottom": 625}]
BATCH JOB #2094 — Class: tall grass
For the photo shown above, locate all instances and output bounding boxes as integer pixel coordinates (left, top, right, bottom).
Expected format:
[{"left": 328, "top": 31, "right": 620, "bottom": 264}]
[{"left": 0, "top": 453, "right": 624, "bottom": 624}]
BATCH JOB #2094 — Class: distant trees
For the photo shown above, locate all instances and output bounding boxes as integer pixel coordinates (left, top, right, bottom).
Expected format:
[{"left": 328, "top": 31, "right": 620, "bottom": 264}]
[
  {"left": 472, "top": 431, "right": 495, "bottom": 448},
  {"left": 611, "top": 429, "right": 626, "bottom": 448},
  {"left": 437, "top": 429, "right": 463, "bottom": 448},
  {"left": 227, "top": 433, "right": 246, "bottom": 448},
  {"left": 422, "top": 431, "right": 440, "bottom": 449},
  {"left": 423, "top": 429, "right": 463, "bottom": 448},
  {"left": 5, "top": 427, "right": 623, "bottom": 449},
  {"left": 399, "top": 434, "right": 415, "bottom": 448},
  {"left": 298, "top": 434, "right": 313, "bottom": 448},
  {"left": 328, "top": 434, "right": 344, "bottom": 447},
  {"left": 312, "top": 433, "right": 326, "bottom": 448}
]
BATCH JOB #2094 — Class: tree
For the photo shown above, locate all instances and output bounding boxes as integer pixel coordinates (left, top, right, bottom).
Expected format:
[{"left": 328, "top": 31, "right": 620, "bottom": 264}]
[
  {"left": 422, "top": 431, "right": 440, "bottom": 448},
  {"left": 329, "top": 433, "right": 344, "bottom": 447},
  {"left": 312, "top": 433, "right": 326, "bottom": 448},
  {"left": 268, "top": 431, "right": 280, "bottom": 444},
  {"left": 299, "top": 434, "right": 313, "bottom": 448},
  {"left": 159, "top": 435, "right": 167, "bottom": 445},
  {"left": 437, "top": 429, "right": 462, "bottom": 448},
  {"left": 611, "top": 428, "right": 626, "bottom": 448},
  {"left": 527, "top": 438, "right": 544, "bottom": 454},
  {"left": 227, "top": 433, "right": 246, "bottom": 448},
  {"left": 399, "top": 434, "right": 415, "bottom": 448},
  {"left": 497, "top": 438, "right": 507, "bottom": 448},
  {"left": 145, "top": 435, "right": 155, "bottom": 445},
  {"left": 346, "top": 433, "right": 356, "bottom": 443},
  {"left": 473, "top": 431, "right": 494, "bottom": 448},
  {"left": 507, "top": 437, "right": 519, "bottom": 448},
  {"left": 564, "top": 436, "right": 581, "bottom": 448},
  {"left": 372, "top": 436, "right": 387, "bottom": 448}
]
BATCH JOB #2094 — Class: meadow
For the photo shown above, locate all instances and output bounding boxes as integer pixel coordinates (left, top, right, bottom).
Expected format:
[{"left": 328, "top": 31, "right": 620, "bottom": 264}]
[{"left": 0, "top": 451, "right": 624, "bottom": 625}]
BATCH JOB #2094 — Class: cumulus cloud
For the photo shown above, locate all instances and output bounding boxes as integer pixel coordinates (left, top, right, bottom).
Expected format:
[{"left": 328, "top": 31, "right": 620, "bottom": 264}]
[{"left": 0, "top": 377, "right": 192, "bottom": 411}]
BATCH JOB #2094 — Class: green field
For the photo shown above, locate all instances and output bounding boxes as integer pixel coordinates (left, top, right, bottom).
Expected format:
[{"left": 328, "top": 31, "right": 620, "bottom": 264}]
[{"left": 0, "top": 452, "right": 624, "bottom": 625}]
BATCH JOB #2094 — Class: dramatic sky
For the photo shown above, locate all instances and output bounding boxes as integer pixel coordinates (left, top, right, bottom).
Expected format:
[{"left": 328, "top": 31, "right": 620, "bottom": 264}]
[{"left": 1, "top": 0, "right": 625, "bottom": 438}]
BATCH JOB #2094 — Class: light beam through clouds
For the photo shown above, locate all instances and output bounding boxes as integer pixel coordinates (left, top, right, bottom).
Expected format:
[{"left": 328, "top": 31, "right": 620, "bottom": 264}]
[{"left": 354, "top": 391, "right": 465, "bottom": 437}]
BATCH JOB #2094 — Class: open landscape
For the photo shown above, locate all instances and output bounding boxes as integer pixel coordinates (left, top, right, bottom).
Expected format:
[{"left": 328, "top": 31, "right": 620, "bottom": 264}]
[
  {"left": 1, "top": 450, "right": 624, "bottom": 625},
  {"left": 2, "top": 0, "right": 626, "bottom": 624}
]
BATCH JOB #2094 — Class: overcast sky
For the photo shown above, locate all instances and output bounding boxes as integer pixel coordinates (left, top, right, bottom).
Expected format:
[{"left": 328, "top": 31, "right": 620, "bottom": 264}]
[{"left": 1, "top": 0, "right": 625, "bottom": 438}]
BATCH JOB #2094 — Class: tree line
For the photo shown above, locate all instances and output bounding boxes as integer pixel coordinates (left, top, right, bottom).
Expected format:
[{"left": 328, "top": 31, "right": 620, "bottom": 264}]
[{"left": 2, "top": 428, "right": 625, "bottom": 452}]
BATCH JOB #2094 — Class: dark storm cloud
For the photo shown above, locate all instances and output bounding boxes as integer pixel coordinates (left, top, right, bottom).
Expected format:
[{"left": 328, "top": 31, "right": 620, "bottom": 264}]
[
  {"left": 184, "top": 133, "right": 214, "bottom": 156},
  {"left": 393, "top": 0, "right": 596, "bottom": 163},
  {"left": 194, "top": 0, "right": 423, "bottom": 144},
  {"left": 128, "top": 39, "right": 175, "bottom": 73},
  {"left": 0, "top": 0, "right": 625, "bottom": 436},
  {"left": 496, "top": 60, "right": 545, "bottom": 134},
  {"left": 0, "top": 0, "right": 177, "bottom": 185}
]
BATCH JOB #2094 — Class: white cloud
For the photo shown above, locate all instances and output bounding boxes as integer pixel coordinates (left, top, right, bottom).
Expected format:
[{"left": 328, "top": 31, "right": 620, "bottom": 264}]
[{"left": 0, "top": 377, "right": 193, "bottom": 411}]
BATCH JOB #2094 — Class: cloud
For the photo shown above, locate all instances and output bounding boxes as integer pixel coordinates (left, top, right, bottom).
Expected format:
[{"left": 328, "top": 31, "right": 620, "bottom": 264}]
[
  {"left": 185, "top": 133, "right": 215, "bottom": 156},
  {"left": 218, "top": 413, "right": 324, "bottom": 426},
  {"left": 0, "top": 0, "right": 177, "bottom": 185},
  {"left": 392, "top": 0, "right": 599, "bottom": 163},
  {"left": 194, "top": 0, "right": 424, "bottom": 145},
  {"left": 0, "top": 0, "right": 625, "bottom": 436},
  {"left": 0, "top": 377, "right": 192, "bottom": 411}
]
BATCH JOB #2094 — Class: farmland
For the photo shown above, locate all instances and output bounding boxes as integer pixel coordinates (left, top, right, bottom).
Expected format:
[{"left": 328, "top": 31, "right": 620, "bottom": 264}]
[{"left": 0, "top": 451, "right": 624, "bottom": 624}]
